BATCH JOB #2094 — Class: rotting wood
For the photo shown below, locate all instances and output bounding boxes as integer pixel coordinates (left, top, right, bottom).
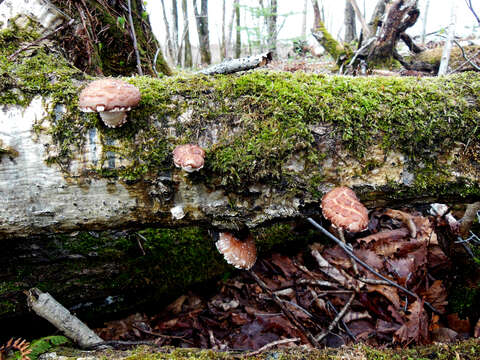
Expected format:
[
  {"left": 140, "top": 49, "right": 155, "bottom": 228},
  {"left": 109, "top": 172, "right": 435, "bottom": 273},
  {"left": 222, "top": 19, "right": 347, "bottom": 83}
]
[
  {"left": 26, "top": 288, "right": 103, "bottom": 348},
  {"left": 198, "top": 51, "right": 273, "bottom": 75}
]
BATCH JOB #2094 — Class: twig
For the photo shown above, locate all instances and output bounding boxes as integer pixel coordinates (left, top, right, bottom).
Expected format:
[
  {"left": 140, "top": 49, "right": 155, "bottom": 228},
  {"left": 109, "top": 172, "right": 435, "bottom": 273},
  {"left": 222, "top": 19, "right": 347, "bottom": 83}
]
[
  {"left": 315, "top": 293, "right": 355, "bottom": 342},
  {"left": 357, "top": 277, "right": 391, "bottom": 285},
  {"left": 127, "top": 0, "right": 143, "bottom": 75},
  {"left": 85, "top": 340, "right": 161, "bottom": 349},
  {"left": 131, "top": 324, "right": 194, "bottom": 344},
  {"left": 297, "top": 279, "right": 337, "bottom": 288},
  {"left": 135, "top": 232, "right": 147, "bottom": 255},
  {"left": 450, "top": 39, "right": 480, "bottom": 72},
  {"left": 246, "top": 338, "right": 300, "bottom": 356},
  {"left": 8, "top": 19, "right": 75, "bottom": 61},
  {"left": 281, "top": 299, "right": 324, "bottom": 327},
  {"left": 153, "top": 48, "right": 161, "bottom": 77},
  {"left": 248, "top": 269, "right": 320, "bottom": 347},
  {"left": 326, "top": 300, "right": 357, "bottom": 342},
  {"left": 25, "top": 288, "right": 103, "bottom": 348},
  {"left": 465, "top": 0, "right": 480, "bottom": 27},
  {"left": 306, "top": 218, "right": 440, "bottom": 314}
]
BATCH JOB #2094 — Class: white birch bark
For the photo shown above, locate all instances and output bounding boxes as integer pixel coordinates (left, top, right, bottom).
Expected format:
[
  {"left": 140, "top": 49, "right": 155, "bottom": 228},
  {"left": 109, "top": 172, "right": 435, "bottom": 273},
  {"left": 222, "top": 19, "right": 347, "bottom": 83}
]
[{"left": 438, "top": 1, "right": 458, "bottom": 75}]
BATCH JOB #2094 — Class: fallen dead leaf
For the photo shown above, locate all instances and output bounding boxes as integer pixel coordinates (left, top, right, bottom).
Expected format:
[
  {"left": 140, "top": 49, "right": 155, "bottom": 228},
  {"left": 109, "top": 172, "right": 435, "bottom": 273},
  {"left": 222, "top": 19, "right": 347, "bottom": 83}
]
[
  {"left": 422, "top": 280, "right": 448, "bottom": 314},
  {"left": 368, "top": 284, "right": 402, "bottom": 310},
  {"left": 394, "top": 300, "right": 429, "bottom": 345},
  {"left": 447, "top": 313, "right": 471, "bottom": 334},
  {"left": 358, "top": 228, "right": 410, "bottom": 245}
]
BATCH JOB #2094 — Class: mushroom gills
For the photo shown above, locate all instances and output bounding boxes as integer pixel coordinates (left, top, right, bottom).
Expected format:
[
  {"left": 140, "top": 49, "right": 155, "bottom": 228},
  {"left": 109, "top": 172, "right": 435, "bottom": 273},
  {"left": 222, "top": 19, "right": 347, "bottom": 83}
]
[{"left": 98, "top": 110, "right": 128, "bottom": 128}]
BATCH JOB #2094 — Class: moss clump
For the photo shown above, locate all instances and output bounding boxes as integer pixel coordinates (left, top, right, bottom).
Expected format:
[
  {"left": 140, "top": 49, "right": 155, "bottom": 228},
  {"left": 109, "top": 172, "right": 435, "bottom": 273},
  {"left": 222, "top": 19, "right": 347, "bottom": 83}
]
[
  {"left": 1, "top": 21, "right": 479, "bottom": 200},
  {"left": 50, "top": 340, "right": 478, "bottom": 360}
]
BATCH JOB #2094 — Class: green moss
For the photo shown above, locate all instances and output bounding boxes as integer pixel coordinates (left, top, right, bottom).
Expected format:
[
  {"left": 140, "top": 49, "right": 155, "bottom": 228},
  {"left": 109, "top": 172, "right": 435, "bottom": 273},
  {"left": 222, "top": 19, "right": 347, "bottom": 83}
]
[
  {"left": 363, "top": 340, "right": 480, "bottom": 360},
  {"left": 1, "top": 21, "right": 479, "bottom": 200},
  {"left": 49, "top": 340, "right": 478, "bottom": 360}
]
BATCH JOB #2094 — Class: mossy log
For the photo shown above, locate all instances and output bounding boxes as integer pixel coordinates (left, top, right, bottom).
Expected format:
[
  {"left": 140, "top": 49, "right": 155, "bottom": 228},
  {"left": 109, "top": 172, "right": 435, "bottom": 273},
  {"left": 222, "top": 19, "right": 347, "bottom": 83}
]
[
  {"left": 0, "top": 4, "right": 480, "bottom": 328},
  {"left": 25, "top": 339, "right": 480, "bottom": 359},
  {"left": 1, "top": 35, "right": 480, "bottom": 239},
  {"left": 410, "top": 45, "right": 480, "bottom": 73}
]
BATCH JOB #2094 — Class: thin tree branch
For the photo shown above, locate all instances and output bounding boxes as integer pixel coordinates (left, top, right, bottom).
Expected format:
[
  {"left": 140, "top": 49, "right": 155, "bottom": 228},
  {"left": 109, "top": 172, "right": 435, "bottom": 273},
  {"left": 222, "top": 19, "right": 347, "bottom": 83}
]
[
  {"left": 246, "top": 338, "right": 300, "bottom": 356},
  {"left": 127, "top": 0, "right": 143, "bottom": 75},
  {"left": 451, "top": 39, "right": 480, "bottom": 72},
  {"left": 248, "top": 269, "right": 320, "bottom": 347},
  {"left": 315, "top": 292, "right": 355, "bottom": 342},
  {"left": 465, "top": 0, "right": 480, "bottom": 27}
]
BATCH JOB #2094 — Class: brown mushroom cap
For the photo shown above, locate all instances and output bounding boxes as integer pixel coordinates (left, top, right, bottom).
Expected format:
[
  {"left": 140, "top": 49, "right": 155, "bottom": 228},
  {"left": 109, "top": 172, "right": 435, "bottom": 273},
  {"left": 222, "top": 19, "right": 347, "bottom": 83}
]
[
  {"left": 321, "top": 186, "right": 369, "bottom": 233},
  {"left": 216, "top": 232, "right": 257, "bottom": 270},
  {"left": 78, "top": 78, "right": 141, "bottom": 128},
  {"left": 173, "top": 144, "right": 205, "bottom": 172}
]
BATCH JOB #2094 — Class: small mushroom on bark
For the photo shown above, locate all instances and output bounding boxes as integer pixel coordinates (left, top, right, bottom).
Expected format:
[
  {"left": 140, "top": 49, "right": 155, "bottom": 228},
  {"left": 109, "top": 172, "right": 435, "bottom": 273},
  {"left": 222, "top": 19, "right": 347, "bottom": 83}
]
[
  {"left": 215, "top": 232, "right": 257, "bottom": 270},
  {"left": 173, "top": 144, "right": 205, "bottom": 172},
  {"left": 79, "top": 78, "right": 141, "bottom": 128},
  {"left": 321, "top": 186, "right": 369, "bottom": 234},
  {"left": 321, "top": 186, "right": 368, "bottom": 278}
]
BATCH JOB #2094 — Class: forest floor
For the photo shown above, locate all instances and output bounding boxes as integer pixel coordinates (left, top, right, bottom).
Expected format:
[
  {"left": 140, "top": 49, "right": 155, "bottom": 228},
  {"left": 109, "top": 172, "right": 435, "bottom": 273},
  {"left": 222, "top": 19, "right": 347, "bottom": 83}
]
[{"left": 91, "top": 204, "right": 480, "bottom": 357}]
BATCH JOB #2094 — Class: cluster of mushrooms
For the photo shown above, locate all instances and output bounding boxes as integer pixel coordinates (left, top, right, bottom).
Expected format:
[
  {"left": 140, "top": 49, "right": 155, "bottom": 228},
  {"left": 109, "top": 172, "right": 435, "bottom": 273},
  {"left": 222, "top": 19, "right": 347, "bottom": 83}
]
[
  {"left": 79, "top": 78, "right": 367, "bottom": 272},
  {"left": 79, "top": 78, "right": 254, "bottom": 268}
]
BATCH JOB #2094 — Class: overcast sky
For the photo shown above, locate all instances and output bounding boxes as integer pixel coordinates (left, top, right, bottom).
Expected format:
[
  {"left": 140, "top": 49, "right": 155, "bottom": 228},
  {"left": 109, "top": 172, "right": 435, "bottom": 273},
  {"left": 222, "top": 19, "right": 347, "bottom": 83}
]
[{"left": 146, "top": 0, "right": 477, "bottom": 56}]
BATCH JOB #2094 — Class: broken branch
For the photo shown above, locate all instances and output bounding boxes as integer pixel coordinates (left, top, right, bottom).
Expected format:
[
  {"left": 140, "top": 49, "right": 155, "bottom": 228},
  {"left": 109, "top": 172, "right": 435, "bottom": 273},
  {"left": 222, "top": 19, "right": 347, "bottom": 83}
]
[
  {"left": 198, "top": 51, "right": 273, "bottom": 75},
  {"left": 25, "top": 288, "right": 103, "bottom": 348}
]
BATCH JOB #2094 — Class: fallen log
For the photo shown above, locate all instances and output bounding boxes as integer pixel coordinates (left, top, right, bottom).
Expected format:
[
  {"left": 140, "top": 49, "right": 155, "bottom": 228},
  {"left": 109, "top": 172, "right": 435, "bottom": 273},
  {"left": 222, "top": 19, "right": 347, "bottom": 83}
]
[{"left": 1, "top": 40, "right": 479, "bottom": 239}]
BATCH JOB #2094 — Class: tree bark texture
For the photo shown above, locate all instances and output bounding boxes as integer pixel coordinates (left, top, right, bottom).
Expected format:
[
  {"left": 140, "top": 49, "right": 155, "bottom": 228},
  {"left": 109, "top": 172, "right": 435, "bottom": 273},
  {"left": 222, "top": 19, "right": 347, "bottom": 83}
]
[
  {"left": 367, "top": 0, "right": 420, "bottom": 64},
  {"left": 193, "top": 0, "right": 212, "bottom": 65},
  {"left": 267, "top": 0, "right": 277, "bottom": 51},
  {"left": 235, "top": 0, "right": 241, "bottom": 58},
  {"left": 1, "top": 55, "right": 479, "bottom": 239},
  {"left": 182, "top": 0, "right": 193, "bottom": 67},
  {"left": 46, "top": 0, "right": 170, "bottom": 77},
  {"left": 344, "top": 0, "right": 357, "bottom": 43}
]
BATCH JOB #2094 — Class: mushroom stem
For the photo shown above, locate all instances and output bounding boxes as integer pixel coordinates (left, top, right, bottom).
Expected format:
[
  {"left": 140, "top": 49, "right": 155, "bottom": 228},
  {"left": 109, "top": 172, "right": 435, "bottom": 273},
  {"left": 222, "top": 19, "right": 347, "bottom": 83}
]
[{"left": 99, "top": 111, "right": 128, "bottom": 128}]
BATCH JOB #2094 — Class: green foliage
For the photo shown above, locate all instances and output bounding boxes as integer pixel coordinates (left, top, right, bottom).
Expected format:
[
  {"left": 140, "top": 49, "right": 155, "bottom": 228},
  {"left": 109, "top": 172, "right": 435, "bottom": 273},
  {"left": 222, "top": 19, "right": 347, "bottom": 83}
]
[
  {"left": 22, "top": 336, "right": 69, "bottom": 360},
  {"left": 117, "top": 16, "right": 126, "bottom": 29}
]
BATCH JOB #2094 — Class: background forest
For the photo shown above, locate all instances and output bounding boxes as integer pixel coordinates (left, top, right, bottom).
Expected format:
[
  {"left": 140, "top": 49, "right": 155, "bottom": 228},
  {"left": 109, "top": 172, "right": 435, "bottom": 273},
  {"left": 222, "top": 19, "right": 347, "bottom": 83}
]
[{"left": 146, "top": 0, "right": 479, "bottom": 71}]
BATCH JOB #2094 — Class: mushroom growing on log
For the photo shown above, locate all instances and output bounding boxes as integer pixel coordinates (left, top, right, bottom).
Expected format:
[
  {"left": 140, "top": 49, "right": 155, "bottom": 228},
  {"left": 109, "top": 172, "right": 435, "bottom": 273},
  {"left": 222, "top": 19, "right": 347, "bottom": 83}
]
[
  {"left": 173, "top": 144, "right": 206, "bottom": 173},
  {"left": 79, "top": 78, "right": 141, "bottom": 128},
  {"left": 321, "top": 186, "right": 369, "bottom": 235},
  {"left": 215, "top": 232, "right": 257, "bottom": 270}
]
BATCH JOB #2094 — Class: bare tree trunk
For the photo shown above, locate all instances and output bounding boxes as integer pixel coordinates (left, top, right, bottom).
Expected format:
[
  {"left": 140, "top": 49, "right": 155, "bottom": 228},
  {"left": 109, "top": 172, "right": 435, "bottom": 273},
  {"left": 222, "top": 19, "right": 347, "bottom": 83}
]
[
  {"left": 160, "top": 0, "right": 175, "bottom": 61},
  {"left": 438, "top": 1, "right": 457, "bottom": 75},
  {"left": 347, "top": 0, "right": 369, "bottom": 37},
  {"left": 235, "top": 0, "right": 241, "bottom": 58},
  {"left": 193, "top": 0, "right": 211, "bottom": 64},
  {"left": 301, "top": 0, "right": 308, "bottom": 39},
  {"left": 311, "top": 0, "right": 321, "bottom": 30},
  {"left": 344, "top": 0, "right": 356, "bottom": 43},
  {"left": 267, "top": 0, "right": 277, "bottom": 51},
  {"left": 182, "top": 0, "right": 193, "bottom": 67},
  {"left": 220, "top": 0, "right": 226, "bottom": 59},
  {"left": 367, "top": 0, "right": 419, "bottom": 65},
  {"left": 172, "top": 0, "right": 179, "bottom": 63},
  {"left": 368, "top": 0, "right": 389, "bottom": 36},
  {"left": 421, "top": 0, "right": 430, "bottom": 45}
]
